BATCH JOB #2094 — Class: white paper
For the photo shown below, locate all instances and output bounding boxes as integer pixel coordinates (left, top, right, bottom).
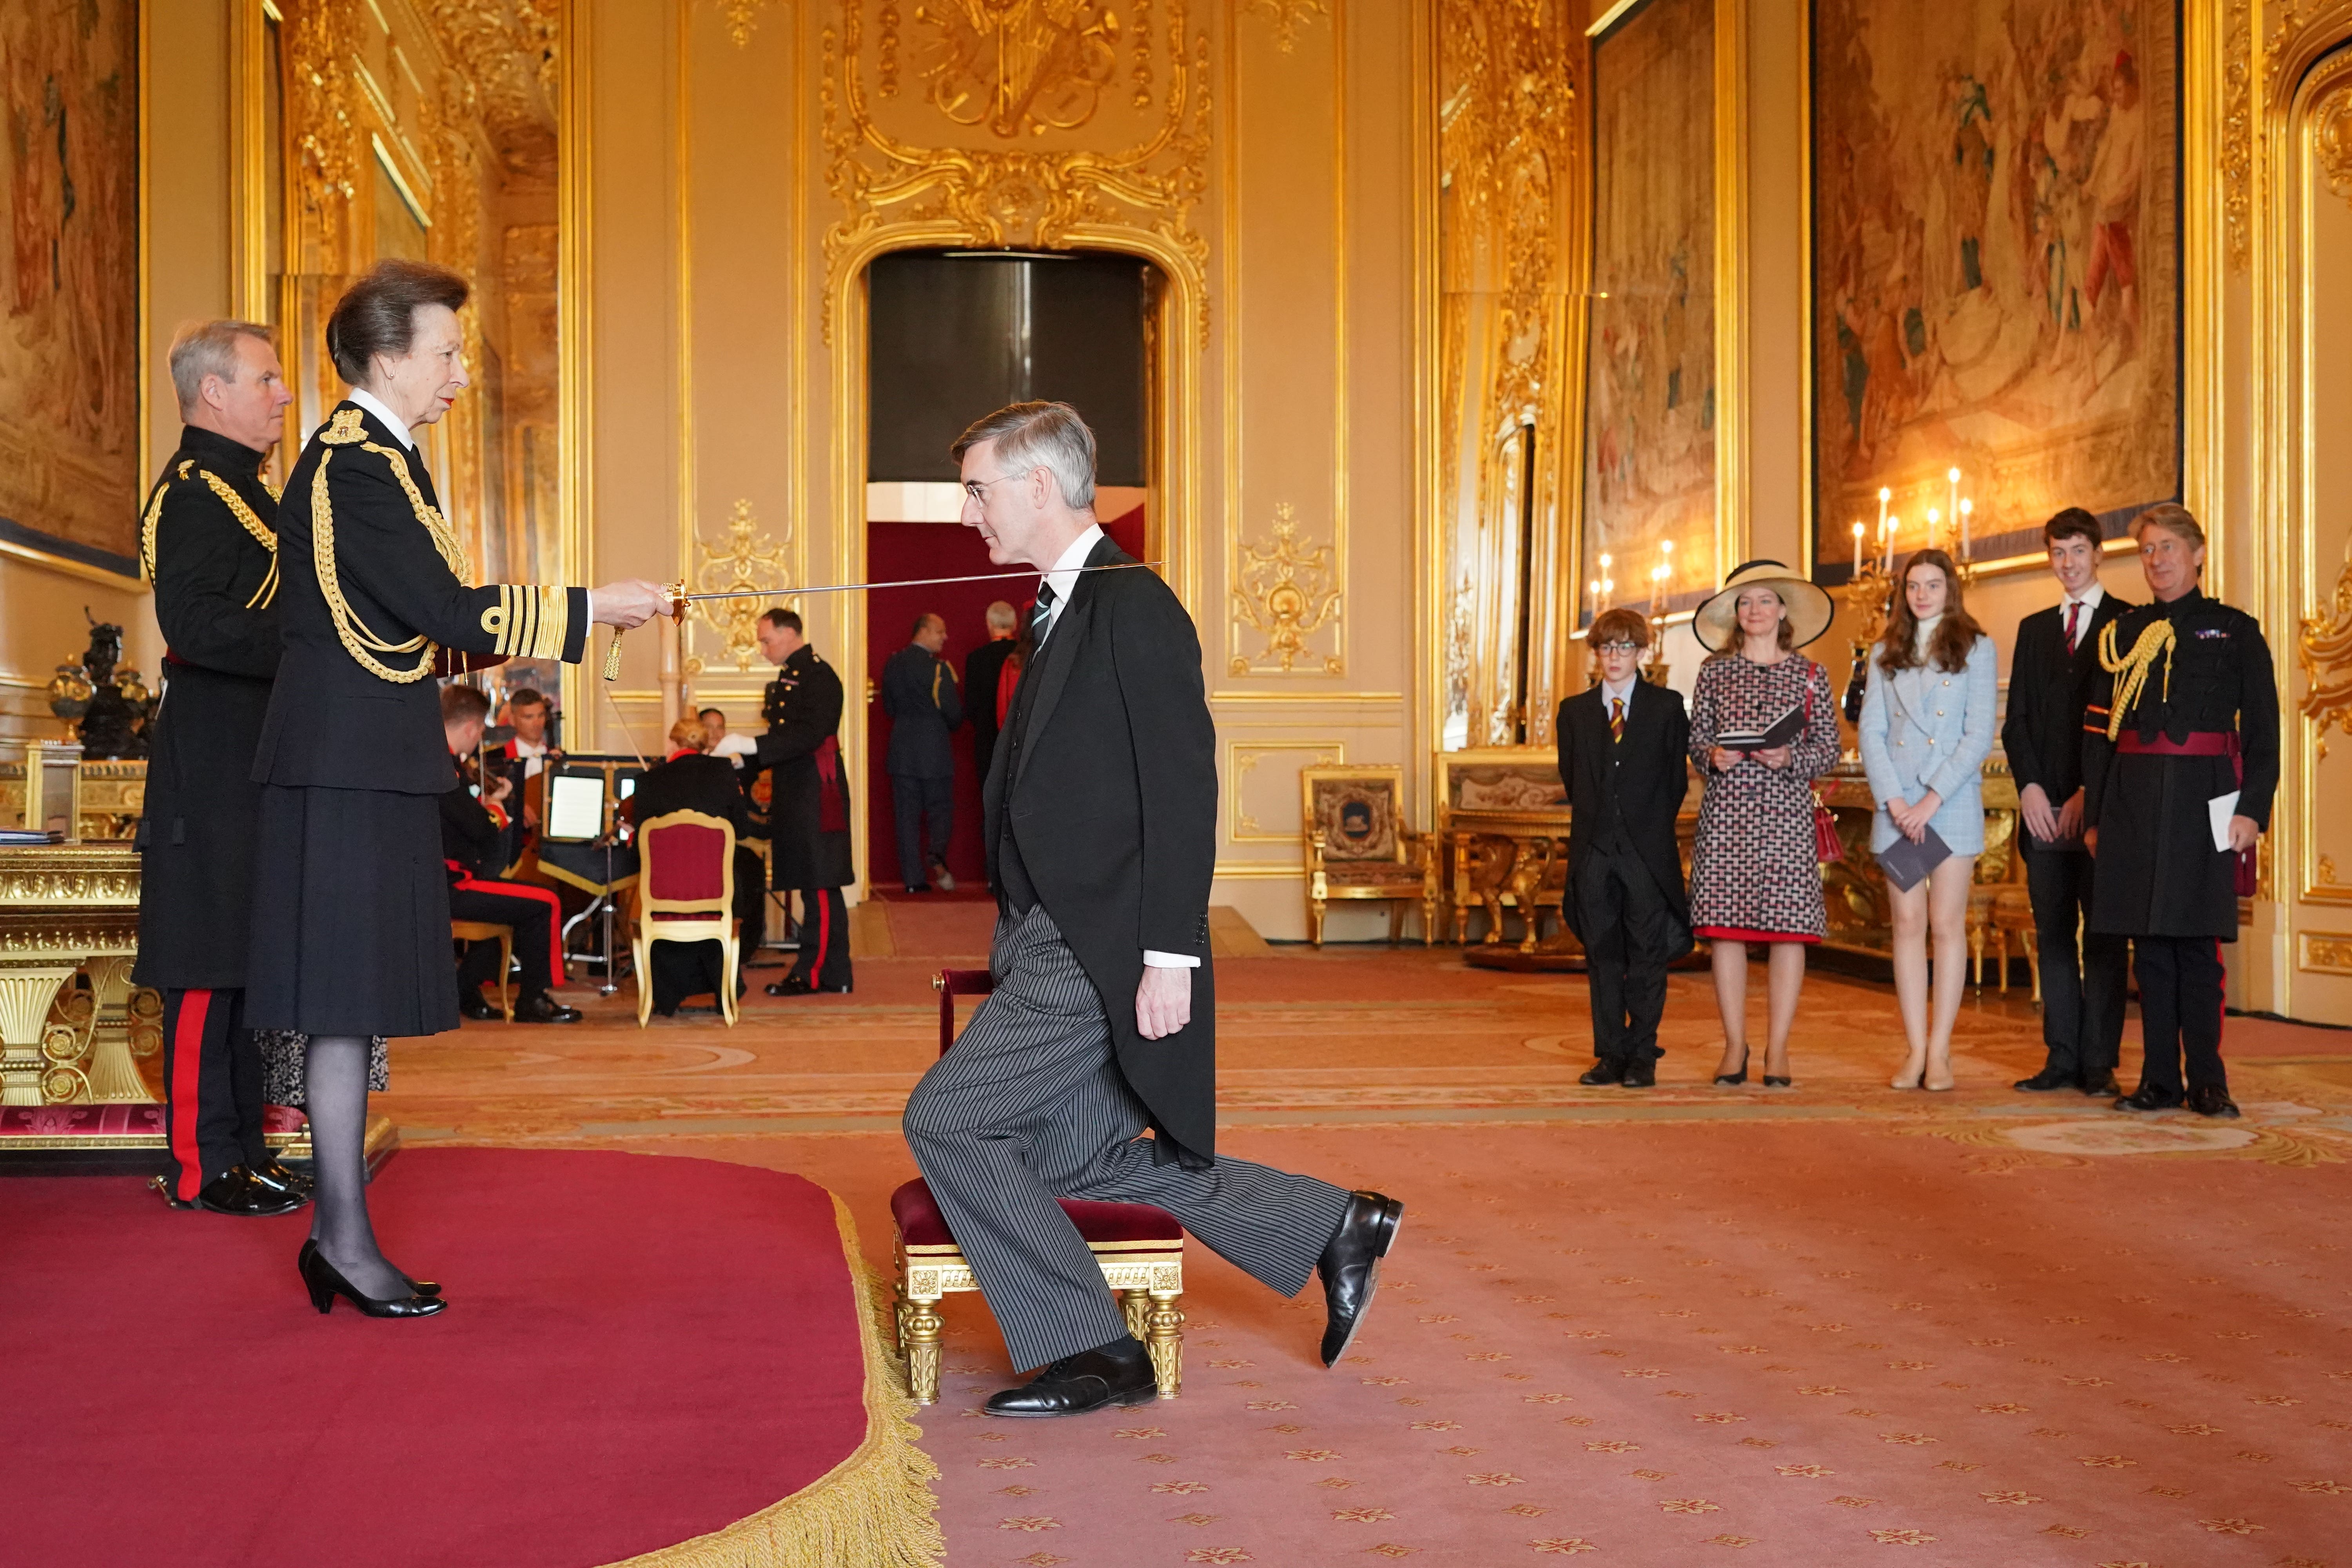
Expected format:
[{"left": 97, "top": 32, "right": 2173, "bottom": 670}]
[
  {"left": 2209, "top": 791, "right": 2241, "bottom": 852},
  {"left": 544, "top": 772, "right": 606, "bottom": 842}
]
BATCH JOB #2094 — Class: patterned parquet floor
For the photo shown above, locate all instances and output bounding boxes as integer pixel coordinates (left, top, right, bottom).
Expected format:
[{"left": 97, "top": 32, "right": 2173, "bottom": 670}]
[{"left": 377, "top": 906, "right": 2352, "bottom": 1565}]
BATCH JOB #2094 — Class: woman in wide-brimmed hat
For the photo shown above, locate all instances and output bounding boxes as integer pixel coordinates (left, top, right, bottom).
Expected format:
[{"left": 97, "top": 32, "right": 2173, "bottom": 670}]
[{"left": 1684, "top": 561, "right": 1842, "bottom": 1089}]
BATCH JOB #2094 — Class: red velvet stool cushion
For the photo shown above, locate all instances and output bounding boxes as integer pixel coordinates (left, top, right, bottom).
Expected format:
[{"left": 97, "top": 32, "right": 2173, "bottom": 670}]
[{"left": 890, "top": 1177, "right": 1182, "bottom": 1249}]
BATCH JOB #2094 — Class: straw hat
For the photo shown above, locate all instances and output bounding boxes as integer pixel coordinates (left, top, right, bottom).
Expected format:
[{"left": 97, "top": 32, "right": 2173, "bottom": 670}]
[{"left": 1691, "top": 559, "right": 1836, "bottom": 652}]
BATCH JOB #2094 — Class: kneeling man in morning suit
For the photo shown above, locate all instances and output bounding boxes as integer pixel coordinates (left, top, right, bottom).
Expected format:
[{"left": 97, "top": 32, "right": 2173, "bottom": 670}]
[{"left": 904, "top": 401, "right": 1403, "bottom": 1417}]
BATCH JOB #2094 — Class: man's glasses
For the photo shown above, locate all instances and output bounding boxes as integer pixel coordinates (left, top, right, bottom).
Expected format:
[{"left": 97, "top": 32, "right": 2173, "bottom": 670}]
[
  {"left": 962, "top": 473, "right": 1022, "bottom": 504},
  {"left": 1591, "top": 641, "right": 1639, "bottom": 655}
]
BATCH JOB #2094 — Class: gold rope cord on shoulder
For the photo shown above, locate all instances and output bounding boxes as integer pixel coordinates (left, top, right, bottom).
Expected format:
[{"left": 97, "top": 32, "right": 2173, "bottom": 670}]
[
  {"left": 197, "top": 469, "right": 281, "bottom": 609},
  {"left": 138, "top": 463, "right": 182, "bottom": 584},
  {"left": 312, "top": 448, "right": 439, "bottom": 682},
  {"left": 2097, "top": 617, "right": 2178, "bottom": 740}
]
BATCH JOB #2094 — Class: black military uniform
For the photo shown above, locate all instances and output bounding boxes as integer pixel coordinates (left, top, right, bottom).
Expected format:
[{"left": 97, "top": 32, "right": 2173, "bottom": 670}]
[
  {"left": 626, "top": 747, "right": 766, "bottom": 1012},
  {"left": 2082, "top": 586, "right": 2280, "bottom": 1117},
  {"left": 132, "top": 426, "right": 305, "bottom": 1217},
  {"left": 439, "top": 757, "right": 575, "bottom": 1022},
  {"left": 247, "top": 402, "right": 588, "bottom": 1038},
  {"left": 753, "top": 642, "right": 855, "bottom": 993}
]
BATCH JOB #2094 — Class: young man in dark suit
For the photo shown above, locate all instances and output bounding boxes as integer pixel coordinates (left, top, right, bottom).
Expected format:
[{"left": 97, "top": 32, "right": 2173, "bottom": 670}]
[
  {"left": 2001, "top": 506, "right": 2133, "bottom": 1096},
  {"left": 881, "top": 611, "right": 964, "bottom": 891},
  {"left": 902, "top": 401, "right": 1401, "bottom": 1418},
  {"left": 1555, "top": 608, "right": 1692, "bottom": 1088}
]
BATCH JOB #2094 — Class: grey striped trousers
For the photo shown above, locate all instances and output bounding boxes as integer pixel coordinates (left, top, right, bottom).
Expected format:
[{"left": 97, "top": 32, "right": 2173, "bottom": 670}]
[{"left": 903, "top": 904, "right": 1353, "bottom": 1371}]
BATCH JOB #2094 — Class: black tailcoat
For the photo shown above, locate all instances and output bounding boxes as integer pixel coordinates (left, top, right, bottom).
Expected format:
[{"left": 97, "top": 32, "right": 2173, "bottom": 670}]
[
  {"left": 2082, "top": 588, "right": 2280, "bottom": 940},
  {"left": 751, "top": 644, "right": 855, "bottom": 889},
  {"left": 965, "top": 636, "right": 1018, "bottom": 782},
  {"left": 881, "top": 641, "right": 964, "bottom": 778},
  {"left": 133, "top": 426, "right": 284, "bottom": 990},
  {"left": 1553, "top": 678, "right": 1693, "bottom": 946},
  {"left": 986, "top": 536, "right": 1218, "bottom": 1165},
  {"left": 2001, "top": 591, "right": 2133, "bottom": 835}
]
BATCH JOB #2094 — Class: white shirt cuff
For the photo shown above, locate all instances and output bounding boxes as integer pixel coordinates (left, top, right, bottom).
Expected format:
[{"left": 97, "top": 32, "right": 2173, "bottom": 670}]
[
  {"left": 584, "top": 588, "right": 595, "bottom": 623},
  {"left": 1142, "top": 949, "right": 1200, "bottom": 969}
]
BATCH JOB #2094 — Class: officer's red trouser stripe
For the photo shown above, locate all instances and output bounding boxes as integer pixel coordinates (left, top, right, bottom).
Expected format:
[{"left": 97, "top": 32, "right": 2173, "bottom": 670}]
[
  {"left": 169, "top": 989, "right": 213, "bottom": 1201},
  {"left": 811, "top": 891, "right": 832, "bottom": 975},
  {"left": 452, "top": 875, "right": 566, "bottom": 984}
]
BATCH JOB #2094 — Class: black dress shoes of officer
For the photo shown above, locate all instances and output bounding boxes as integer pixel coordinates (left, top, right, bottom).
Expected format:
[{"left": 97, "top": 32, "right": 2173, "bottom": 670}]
[
  {"left": 766, "top": 975, "right": 852, "bottom": 996},
  {"left": 1318, "top": 1189, "right": 1405, "bottom": 1367},
  {"left": 514, "top": 993, "right": 584, "bottom": 1024},
  {"left": 2014, "top": 1067, "right": 2076, "bottom": 1091},
  {"left": 2114, "top": 1083, "right": 2184, "bottom": 1112},
  {"left": 161, "top": 1166, "right": 308, "bottom": 1217},
  {"left": 1578, "top": 1060, "right": 1623, "bottom": 1086},
  {"left": 459, "top": 989, "right": 504, "bottom": 1020},
  {"left": 298, "top": 1242, "right": 447, "bottom": 1318},
  {"left": 2080, "top": 1071, "right": 2122, "bottom": 1097},
  {"left": 1620, "top": 1058, "right": 1657, "bottom": 1088},
  {"left": 2187, "top": 1083, "right": 2241, "bottom": 1119},
  {"left": 982, "top": 1341, "right": 1158, "bottom": 1417},
  {"left": 249, "top": 1159, "right": 314, "bottom": 1202}
]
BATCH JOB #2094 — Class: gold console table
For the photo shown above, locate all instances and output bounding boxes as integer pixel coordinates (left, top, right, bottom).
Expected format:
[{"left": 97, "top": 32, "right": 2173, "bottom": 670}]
[{"left": 0, "top": 842, "right": 162, "bottom": 1121}]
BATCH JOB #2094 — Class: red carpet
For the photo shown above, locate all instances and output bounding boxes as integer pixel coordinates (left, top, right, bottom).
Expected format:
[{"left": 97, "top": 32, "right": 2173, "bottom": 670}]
[{"left": 3, "top": 1150, "right": 884, "bottom": 1568}]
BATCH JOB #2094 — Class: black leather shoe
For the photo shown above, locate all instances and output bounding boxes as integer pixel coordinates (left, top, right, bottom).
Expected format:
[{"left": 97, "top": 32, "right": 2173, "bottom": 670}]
[
  {"left": 766, "top": 975, "right": 852, "bottom": 996},
  {"left": 299, "top": 1238, "right": 438, "bottom": 1298},
  {"left": 298, "top": 1243, "right": 446, "bottom": 1318},
  {"left": 903, "top": 883, "right": 932, "bottom": 894},
  {"left": 248, "top": 1160, "right": 314, "bottom": 1202},
  {"left": 191, "top": 1167, "right": 307, "bottom": 1218},
  {"left": 2187, "top": 1083, "right": 2240, "bottom": 1119},
  {"left": 2014, "top": 1068, "right": 2076, "bottom": 1092},
  {"left": 459, "top": 989, "right": 503, "bottom": 1020},
  {"left": 1318, "top": 1190, "right": 1405, "bottom": 1367},
  {"left": 2114, "top": 1083, "right": 2184, "bottom": 1112},
  {"left": 1579, "top": 1060, "right": 1624, "bottom": 1086},
  {"left": 982, "top": 1345, "right": 1157, "bottom": 1417},
  {"left": 514, "top": 993, "right": 583, "bottom": 1024},
  {"left": 1620, "top": 1059, "right": 1657, "bottom": 1088},
  {"left": 2080, "top": 1071, "right": 2122, "bottom": 1097}
]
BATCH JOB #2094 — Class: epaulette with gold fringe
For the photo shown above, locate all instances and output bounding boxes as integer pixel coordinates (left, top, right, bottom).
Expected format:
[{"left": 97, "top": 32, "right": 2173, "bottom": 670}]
[
  {"left": 320, "top": 407, "right": 369, "bottom": 445},
  {"left": 142, "top": 459, "right": 283, "bottom": 608}
]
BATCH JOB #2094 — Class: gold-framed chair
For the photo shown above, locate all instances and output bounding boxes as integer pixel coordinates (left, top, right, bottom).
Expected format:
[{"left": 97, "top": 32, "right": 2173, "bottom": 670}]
[
  {"left": 449, "top": 920, "right": 514, "bottom": 1021},
  {"left": 1301, "top": 764, "right": 1438, "bottom": 947},
  {"left": 889, "top": 969, "right": 1186, "bottom": 1406},
  {"left": 629, "top": 809, "right": 740, "bottom": 1027}
]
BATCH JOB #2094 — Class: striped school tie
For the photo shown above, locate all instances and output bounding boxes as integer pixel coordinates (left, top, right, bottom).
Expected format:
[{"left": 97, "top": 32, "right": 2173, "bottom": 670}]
[
  {"left": 1610, "top": 696, "right": 1625, "bottom": 744},
  {"left": 1031, "top": 581, "right": 1058, "bottom": 643}
]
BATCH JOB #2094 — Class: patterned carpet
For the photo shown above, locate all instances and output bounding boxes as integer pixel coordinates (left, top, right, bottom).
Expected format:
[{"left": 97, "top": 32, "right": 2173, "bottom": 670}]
[{"left": 372, "top": 905, "right": 2352, "bottom": 1564}]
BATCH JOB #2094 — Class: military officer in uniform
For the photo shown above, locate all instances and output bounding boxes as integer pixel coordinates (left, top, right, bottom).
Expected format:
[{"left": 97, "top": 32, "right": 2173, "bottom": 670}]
[
  {"left": 2083, "top": 504, "right": 2279, "bottom": 1120},
  {"left": 134, "top": 319, "right": 308, "bottom": 1218},
  {"left": 751, "top": 607, "right": 856, "bottom": 995},
  {"left": 246, "top": 258, "right": 665, "bottom": 1315}
]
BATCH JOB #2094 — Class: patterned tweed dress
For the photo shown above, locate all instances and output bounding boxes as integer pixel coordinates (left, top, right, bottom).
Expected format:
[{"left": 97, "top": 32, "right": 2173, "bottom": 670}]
[{"left": 1687, "top": 653, "right": 1840, "bottom": 942}]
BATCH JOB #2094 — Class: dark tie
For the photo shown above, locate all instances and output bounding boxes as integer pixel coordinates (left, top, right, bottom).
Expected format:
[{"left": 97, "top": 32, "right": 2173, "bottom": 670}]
[
  {"left": 1031, "top": 581, "right": 1058, "bottom": 644},
  {"left": 1610, "top": 696, "right": 1625, "bottom": 744},
  {"left": 2064, "top": 599, "right": 2082, "bottom": 653}
]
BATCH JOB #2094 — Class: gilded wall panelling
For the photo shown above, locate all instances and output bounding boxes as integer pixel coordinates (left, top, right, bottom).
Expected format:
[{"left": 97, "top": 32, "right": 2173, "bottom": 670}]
[
  {"left": 1227, "top": 739, "right": 1343, "bottom": 844},
  {"left": 1229, "top": 503, "right": 1343, "bottom": 674},
  {"left": 686, "top": 500, "right": 801, "bottom": 676},
  {"left": 2303, "top": 931, "right": 2352, "bottom": 975},
  {"left": 1243, "top": 0, "right": 1329, "bottom": 55}
]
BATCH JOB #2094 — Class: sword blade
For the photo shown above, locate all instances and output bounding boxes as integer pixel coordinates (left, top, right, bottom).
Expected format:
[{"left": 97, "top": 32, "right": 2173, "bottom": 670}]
[{"left": 673, "top": 560, "right": 1162, "bottom": 605}]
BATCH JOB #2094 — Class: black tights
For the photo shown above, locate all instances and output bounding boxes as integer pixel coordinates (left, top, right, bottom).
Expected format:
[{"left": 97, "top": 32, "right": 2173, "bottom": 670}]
[{"left": 303, "top": 1035, "right": 410, "bottom": 1300}]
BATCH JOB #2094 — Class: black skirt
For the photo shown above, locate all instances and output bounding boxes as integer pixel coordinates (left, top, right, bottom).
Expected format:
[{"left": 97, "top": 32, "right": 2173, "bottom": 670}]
[{"left": 245, "top": 784, "right": 461, "bottom": 1038}]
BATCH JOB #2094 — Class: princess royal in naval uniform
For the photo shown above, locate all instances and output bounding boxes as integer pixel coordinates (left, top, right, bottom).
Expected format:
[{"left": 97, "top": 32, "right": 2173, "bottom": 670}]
[{"left": 246, "top": 258, "right": 665, "bottom": 1316}]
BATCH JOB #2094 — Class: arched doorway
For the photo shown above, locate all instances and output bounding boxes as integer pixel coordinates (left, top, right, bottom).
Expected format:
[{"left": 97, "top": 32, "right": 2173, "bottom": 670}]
[{"left": 861, "top": 249, "right": 1157, "bottom": 894}]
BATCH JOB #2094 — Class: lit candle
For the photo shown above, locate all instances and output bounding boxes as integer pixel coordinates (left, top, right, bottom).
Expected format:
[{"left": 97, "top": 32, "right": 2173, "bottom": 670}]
[
  {"left": 1877, "top": 486, "right": 1891, "bottom": 538},
  {"left": 1882, "top": 515, "right": 1898, "bottom": 576},
  {"left": 1926, "top": 507, "right": 1940, "bottom": 552},
  {"left": 1852, "top": 519, "right": 1864, "bottom": 565},
  {"left": 1946, "top": 468, "right": 1961, "bottom": 540},
  {"left": 1958, "top": 497, "right": 1973, "bottom": 561}
]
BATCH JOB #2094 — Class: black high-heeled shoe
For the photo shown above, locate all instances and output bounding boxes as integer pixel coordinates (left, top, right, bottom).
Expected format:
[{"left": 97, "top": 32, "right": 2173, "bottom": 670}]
[
  {"left": 298, "top": 1242, "right": 446, "bottom": 1318},
  {"left": 1762, "top": 1074, "right": 1793, "bottom": 1088},
  {"left": 299, "top": 1239, "right": 439, "bottom": 1298},
  {"left": 1714, "top": 1047, "right": 1749, "bottom": 1087}
]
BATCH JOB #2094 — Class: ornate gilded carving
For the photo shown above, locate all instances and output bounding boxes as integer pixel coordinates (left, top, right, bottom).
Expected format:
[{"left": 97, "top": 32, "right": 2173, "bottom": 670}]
[
  {"left": 2318, "top": 87, "right": 2352, "bottom": 204},
  {"left": 281, "top": 0, "right": 367, "bottom": 273},
  {"left": 1243, "top": 0, "right": 1328, "bottom": 54},
  {"left": 415, "top": 0, "right": 561, "bottom": 185},
  {"left": 1130, "top": 0, "right": 1153, "bottom": 106},
  {"left": 2300, "top": 541, "right": 2352, "bottom": 746},
  {"left": 2223, "top": 0, "right": 2254, "bottom": 268},
  {"left": 2301, "top": 931, "right": 2352, "bottom": 974},
  {"left": 691, "top": 501, "right": 797, "bottom": 673},
  {"left": 713, "top": 0, "right": 779, "bottom": 49},
  {"left": 911, "top": 0, "right": 1121, "bottom": 135},
  {"left": 879, "top": 2, "right": 902, "bottom": 96},
  {"left": 821, "top": 0, "right": 1211, "bottom": 346},
  {"left": 1229, "top": 503, "right": 1343, "bottom": 675},
  {"left": 1435, "top": 0, "right": 1582, "bottom": 748}
]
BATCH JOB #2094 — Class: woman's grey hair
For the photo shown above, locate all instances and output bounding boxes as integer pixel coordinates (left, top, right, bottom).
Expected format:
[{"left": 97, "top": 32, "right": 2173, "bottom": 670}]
[
  {"left": 168, "top": 320, "right": 274, "bottom": 416},
  {"left": 951, "top": 400, "right": 1097, "bottom": 510},
  {"left": 984, "top": 599, "right": 1019, "bottom": 632}
]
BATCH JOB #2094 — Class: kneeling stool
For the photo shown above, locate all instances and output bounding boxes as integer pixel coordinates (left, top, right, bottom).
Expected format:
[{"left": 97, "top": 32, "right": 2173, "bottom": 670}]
[{"left": 889, "top": 967, "right": 1187, "bottom": 1405}]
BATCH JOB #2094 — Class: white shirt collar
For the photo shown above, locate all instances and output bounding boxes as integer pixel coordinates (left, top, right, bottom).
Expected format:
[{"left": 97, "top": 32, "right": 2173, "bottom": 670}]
[
  {"left": 1601, "top": 675, "right": 1639, "bottom": 708},
  {"left": 345, "top": 386, "right": 415, "bottom": 450},
  {"left": 1038, "top": 522, "right": 1105, "bottom": 632},
  {"left": 2066, "top": 583, "right": 2105, "bottom": 612}
]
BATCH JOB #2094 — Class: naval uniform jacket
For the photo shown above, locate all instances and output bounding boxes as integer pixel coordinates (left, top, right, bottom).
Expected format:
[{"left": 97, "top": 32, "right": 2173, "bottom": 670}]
[
  {"left": 2082, "top": 588, "right": 2280, "bottom": 940},
  {"left": 132, "top": 426, "right": 285, "bottom": 991},
  {"left": 751, "top": 644, "right": 854, "bottom": 889},
  {"left": 1553, "top": 677, "right": 1693, "bottom": 942},
  {"left": 986, "top": 534, "right": 1219, "bottom": 1167}
]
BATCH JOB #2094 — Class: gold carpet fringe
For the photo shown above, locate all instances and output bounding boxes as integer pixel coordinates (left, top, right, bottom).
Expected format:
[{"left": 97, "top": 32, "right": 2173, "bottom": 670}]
[{"left": 603, "top": 1195, "right": 944, "bottom": 1568}]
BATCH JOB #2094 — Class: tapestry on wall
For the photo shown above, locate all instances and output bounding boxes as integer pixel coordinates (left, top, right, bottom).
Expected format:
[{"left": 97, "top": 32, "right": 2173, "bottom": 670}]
[
  {"left": 1811, "top": 0, "right": 2179, "bottom": 579},
  {"left": 0, "top": 0, "right": 140, "bottom": 575},
  {"left": 1581, "top": 0, "right": 1717, "bottom": 626}
]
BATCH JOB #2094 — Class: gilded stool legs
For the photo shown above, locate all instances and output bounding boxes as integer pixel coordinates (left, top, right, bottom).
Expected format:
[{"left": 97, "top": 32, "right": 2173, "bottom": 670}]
[
  {"left": 1145, "top": 1289, "right": 1185, "bottom": 1398},
  {"left": 900, "top": 1293, "right": 944, "bottom": 1405}
]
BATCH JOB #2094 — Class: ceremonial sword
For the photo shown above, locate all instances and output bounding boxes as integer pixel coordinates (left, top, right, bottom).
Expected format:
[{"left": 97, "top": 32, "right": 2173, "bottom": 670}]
[{"left": 600, "top": 560, "right": 1165, "bottom": 681}]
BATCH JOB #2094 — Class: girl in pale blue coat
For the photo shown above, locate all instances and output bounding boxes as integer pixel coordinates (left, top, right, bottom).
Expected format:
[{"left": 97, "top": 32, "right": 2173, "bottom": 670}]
[{"left": 1858, "top": 548, "right": 1998, "bottom": 1092}]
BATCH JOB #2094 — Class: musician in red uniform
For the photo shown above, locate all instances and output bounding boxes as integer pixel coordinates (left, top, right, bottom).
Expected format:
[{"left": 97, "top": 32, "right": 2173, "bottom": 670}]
[{"left": 438, "top": 684, "right": 579, "bottom": 1024}]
